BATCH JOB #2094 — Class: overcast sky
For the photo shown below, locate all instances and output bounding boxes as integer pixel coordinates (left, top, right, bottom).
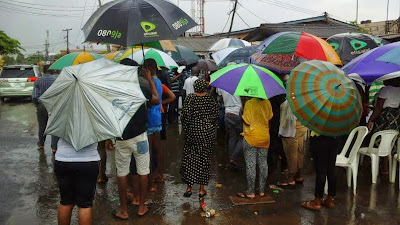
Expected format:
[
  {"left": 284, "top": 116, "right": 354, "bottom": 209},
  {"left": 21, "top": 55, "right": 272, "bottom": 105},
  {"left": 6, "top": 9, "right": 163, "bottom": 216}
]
[{"left": 1, "top": 0, "right": 399, "bottom": 55}]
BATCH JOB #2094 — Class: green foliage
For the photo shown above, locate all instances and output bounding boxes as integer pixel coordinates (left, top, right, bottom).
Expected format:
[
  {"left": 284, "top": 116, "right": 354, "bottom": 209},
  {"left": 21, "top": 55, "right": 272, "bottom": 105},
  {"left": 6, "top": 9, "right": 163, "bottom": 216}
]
[
  {"left": 16, "top": 53, "right": 24, "bottom": 63},
  {"left": 3, "top": 55, "right": 15, "bottom": 65},
  {"left": 0, "top": 31, "right": 24, "bottom": 55},
  {"left": 24, "top": 53, "right": 44, "bottom": 65},
  {"left": 349, "top": 21, "right": 370, "bottom": 33}
]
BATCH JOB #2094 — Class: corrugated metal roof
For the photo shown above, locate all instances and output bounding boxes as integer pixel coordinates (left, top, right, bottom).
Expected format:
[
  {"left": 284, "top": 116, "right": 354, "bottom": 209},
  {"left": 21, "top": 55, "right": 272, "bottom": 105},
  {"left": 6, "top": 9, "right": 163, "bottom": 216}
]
[{"left": 172, "top": 37, "right": 222, "bottom": 53}]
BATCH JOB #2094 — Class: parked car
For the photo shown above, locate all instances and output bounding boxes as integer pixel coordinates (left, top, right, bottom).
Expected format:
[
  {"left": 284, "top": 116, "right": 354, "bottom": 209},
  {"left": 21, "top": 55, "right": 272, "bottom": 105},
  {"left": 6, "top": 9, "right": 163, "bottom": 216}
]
[{"left": 0, "top": 65, "right": 42, "bottom": 101}]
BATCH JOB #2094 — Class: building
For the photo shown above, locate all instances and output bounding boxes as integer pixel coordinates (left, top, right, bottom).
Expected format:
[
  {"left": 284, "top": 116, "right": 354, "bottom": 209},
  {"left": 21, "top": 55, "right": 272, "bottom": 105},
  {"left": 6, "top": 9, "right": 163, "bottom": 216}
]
[{"left": 359, "top": 18, "right": 400, "bottom": 42}]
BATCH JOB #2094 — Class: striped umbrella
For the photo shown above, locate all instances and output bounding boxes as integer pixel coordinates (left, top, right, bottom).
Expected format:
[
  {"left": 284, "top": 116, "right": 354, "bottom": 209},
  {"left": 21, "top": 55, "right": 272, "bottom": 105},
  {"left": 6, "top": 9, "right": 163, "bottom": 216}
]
[
  {"left": 210, "top": 63, "right": 285, "bottom": 99},
  {"left": 124, "top": 48, "right": 178, "bottom": 69},
  {"left": 49, "top": 52, "right": 103, "bottom": 70},
  {"left": 104, "top": 51, "right": 122, "bottom": 60},
  {"left": 287, "top": 60, "right": 362, "bottom": 136}
]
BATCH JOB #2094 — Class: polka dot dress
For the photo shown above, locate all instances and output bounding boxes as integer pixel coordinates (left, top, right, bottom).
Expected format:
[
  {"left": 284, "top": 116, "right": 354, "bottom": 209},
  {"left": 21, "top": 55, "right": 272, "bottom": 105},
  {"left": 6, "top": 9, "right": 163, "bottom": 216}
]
[{"left": 180, "top": 80, "right": 219, "bottom": 186}]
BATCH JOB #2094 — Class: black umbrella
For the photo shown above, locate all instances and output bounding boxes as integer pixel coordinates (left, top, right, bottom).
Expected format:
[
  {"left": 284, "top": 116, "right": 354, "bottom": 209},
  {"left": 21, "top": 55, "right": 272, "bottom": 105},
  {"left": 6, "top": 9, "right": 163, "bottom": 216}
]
[
  {"left": 168, "top": 45, "right": 200, "bottom": 66},
  {"left": 327, "top": 32, "right": 389, "bottom": 65},
  {"left": 82, "top": 0, "right": 197, "bottom": 46},
  {"left": 196, "top": 59, "right": 219, "bottom": 72},
  {"left": 218, "top": 46, "right": 258, "bottom": 67}
]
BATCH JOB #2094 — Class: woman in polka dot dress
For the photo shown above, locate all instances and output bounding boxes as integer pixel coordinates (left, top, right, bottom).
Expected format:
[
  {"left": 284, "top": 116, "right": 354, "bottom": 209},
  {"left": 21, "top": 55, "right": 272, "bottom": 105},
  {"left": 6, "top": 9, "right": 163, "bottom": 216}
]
[{"left": 180, "top": 79, "right": 219, "bottom": 198}]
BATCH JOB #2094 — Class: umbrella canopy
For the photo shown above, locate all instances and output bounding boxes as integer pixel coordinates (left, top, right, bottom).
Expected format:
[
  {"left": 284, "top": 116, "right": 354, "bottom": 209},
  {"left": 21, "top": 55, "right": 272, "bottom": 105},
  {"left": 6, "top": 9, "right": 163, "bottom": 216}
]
[
  {"left": 287, "top": 60, "right": 362, "bottom": 136},
  {"left": 114, "top": 48, "right": 142, "bottom": 61},
  {"left": 82, "top": 0, "right": 197, "bottom": 46},
  {"left": 260, "top": 32, "right": 342, "bottom": 65},
  {"left": 104, "top": 51, "right": 122, "bottom": 60},
  {"left": 40, "top": 58, "right": 146, "bottom": 150},
  {"left": 211, "top": 47, "right": 240, "bottom": 65},
  {"left": 49, "top": 52, "right": 103, "bottom": 70},
  {"left": 210, "top": 63, "right": 285, "bottom": 99},
  {"left": 343, "top": 41, "right": 400, "bottom": 84},
  {"left": 124, "top": 48, "right": 178, "bottom": 69},
  {"left": 196, "top": 59, "right": 219, "bottom": 72},
  {"left": 327, "top": 32, "right": 388, "bottom": 65},
  {"left": 167, "top": 45, "right": 199, "bottom": 66},
  {"left": 250, "top": 52, "right": 307, "bottom": 74},
  {"left": 208, "top": 38, "right": 251, "bottom": 52},
  {"left": 218, "top": 46, "right": 258, "bottom": 67}
]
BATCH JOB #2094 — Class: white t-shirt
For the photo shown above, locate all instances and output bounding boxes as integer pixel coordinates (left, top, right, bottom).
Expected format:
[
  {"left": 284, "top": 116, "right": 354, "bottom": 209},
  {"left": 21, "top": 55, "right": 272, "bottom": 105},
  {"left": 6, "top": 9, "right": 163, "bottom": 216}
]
[
  {"left": 55, "top": 138, "right": 100, "bottom": 162},
  {"left": 216, "top": 88, "right": 242, "bottom": 115},
  {"left": 183, "top": 76, "right": 199, "bottom": 95},
  {"left": 377, "top": 85, "right": 400, "bottom": 108}
]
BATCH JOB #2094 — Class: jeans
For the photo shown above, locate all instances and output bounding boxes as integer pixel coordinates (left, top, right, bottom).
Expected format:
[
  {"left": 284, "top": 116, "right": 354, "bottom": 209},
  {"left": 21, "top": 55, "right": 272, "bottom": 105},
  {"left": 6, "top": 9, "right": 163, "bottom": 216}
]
[
  {"left": 224, "top": 113, "right": 243, "bottom": 161},
  {"left": 243, "top": 139, "right": 269, "bottom": 194},
  {"left": 36, "top": 103, "right": 59, "bottom": 149}
]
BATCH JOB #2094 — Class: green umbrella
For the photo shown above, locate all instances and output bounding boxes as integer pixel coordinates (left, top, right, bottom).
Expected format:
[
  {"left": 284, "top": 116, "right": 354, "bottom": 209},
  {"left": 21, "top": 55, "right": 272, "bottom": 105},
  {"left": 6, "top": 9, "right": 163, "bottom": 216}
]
[
  {"left": 167, "top": 45, "right": 199, "bottom": 65},
  {"left": 49, "top": 52, "right": 103, "bottom": 70}
]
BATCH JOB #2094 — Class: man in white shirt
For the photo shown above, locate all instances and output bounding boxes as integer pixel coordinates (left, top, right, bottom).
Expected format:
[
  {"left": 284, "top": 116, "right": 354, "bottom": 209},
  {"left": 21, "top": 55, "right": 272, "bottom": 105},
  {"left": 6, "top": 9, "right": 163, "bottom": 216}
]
[
  {"left": 183, "top": 66, "right": 199, "bottom": 97},
  {"left": 217, "top": 88, "right": 243, "bottom": 168}
]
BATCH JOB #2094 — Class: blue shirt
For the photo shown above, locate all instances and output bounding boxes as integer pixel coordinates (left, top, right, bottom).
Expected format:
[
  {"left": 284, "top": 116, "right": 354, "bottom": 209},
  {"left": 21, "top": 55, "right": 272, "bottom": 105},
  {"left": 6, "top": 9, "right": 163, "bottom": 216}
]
[
  {"left": 32, "top": 74, "right": 56, "bottom": 104},
  {"left": 146, "top": 77, "right": 162, "bottom": 128}
]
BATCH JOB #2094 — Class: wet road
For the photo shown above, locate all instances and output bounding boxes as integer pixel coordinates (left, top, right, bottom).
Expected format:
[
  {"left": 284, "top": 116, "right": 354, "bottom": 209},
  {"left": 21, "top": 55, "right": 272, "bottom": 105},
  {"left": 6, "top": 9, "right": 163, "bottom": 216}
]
[{"left": 1, "top": 99, "right": 400, "bottom": 225}]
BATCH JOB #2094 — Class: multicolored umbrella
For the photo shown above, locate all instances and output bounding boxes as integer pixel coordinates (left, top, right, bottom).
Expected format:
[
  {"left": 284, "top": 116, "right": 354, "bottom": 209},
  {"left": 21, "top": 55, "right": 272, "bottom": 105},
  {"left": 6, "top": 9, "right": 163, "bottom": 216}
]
[
  {"left": 260, "top": 32, "right": 342, "bottom": 65},
  {"left": 196, "top": 59, "right": 219, "bottom": 72},
  {"left": 343, "top": 41, "right": 400, "bottom": 84},
  {"left": 104, "top": 51, "right": 122, "bottom": 60},
  {"left": 327, "top": 32, "right": 388, "bottom": 65},
  {"left": 218, "top": 46, "right": 258, "bottom": 67},
  {"left": 287, "top": 60, "right": 362, "bottom": 136},
  {"left": 208, "top": 38, "right": 251, "bottom": 52},
  {"left": 167, "top": 45, "right": 199, "bottom": 66},
  {"left": 49, "top": 52, "right": 103, "bottom": 70},
  {"left": 250, "top": 52, "right": 307, "bottom": 73},
  {"left": 211, "top": 46, "right": 240, "bottom": 65},
  {"left": 124, "top": 48, "right": 178, "bottom": 69},
  {"left": 113, "top": 48, "right": 142, "bottom": 61},
  {"left": 210, "top": 64, "right": 286, "bottom": 99}
]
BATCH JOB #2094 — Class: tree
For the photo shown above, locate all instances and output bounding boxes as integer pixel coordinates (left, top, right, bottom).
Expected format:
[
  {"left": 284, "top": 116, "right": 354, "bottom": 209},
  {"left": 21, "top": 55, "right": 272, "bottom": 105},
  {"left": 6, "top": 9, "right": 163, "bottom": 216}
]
[
  {"left": 25, "top": 53, "right": 44, "bottom": 65},
  {"left": 16, "top": 53, "right": 24, "bottom": 63},
  {"left": 3, "top": 55, "right": 15, "bottom": 65},
  {"left": 0, "top": 31, "right": 24, "bottom": 55}
]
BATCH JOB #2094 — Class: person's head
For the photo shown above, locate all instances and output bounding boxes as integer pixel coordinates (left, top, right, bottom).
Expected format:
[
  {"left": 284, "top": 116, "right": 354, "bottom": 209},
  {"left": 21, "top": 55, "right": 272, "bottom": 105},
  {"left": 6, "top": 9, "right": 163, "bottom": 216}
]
[
  {"left": 43, "top": 65, "right": 51, "bottom": 74},
  {"left": 191, "top": 66, "right": 200, "bottom": 76},
  {"left": 120, "top": 58, "right": 139, "bottom": 66},
  {"left": 194, "top": 78, "right": 208, "bottom": 93},
  {"left": 144, "top": 58, "right": 157, "bottom": 75}
]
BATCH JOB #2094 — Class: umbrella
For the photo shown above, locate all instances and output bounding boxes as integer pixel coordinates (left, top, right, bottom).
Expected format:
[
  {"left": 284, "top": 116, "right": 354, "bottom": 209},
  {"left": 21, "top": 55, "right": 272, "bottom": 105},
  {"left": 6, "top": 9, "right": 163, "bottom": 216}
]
[
  {"left": 287, "top": 60, "right": 362, "bottom": 136},
  {"left": 343, "top": 42, "right": 400, "bottom": 84},
  {"left": 167, "top": 45, "right": 199, "bottom": 66},
  {"left": 211, "top": 47, "right": 240, "bottom": 65},
  {"left": 124, "top": 48, "right": 178, "bottom": 69},
  {"left": 49, "top": 52, "right": 103, "bottom": 70},
  {"left": 250, "top": 52, "right": 307, "bottom": 74},
  {"left": 114, "top": 48, "right": 142, "bottom": 61},
  {"left": 218, "top": 46, "right": 258, "bottom": 67},
  {"left": 40, "top": 58, "right": 146, "bottom": 150},
  {"left": 104, "top": 51, "right": 122, "bottom": 60},
  {"left": 82, "top": 0, "right": 197, "bottom": 47},
  {"left": 327, "top": 32, "right": 388, "bottom": 65},
  {"left": 210, "top": 63, "right": 286, "bottom": 99},
  {"left": 208, "top": 38, "right": 251, "bottom": 52},
  {"left": 196, "top": 59, "right": 219, "bottom": 72},
  {"left": 260, "top": 32, "right": 342, "bottom": 66}
]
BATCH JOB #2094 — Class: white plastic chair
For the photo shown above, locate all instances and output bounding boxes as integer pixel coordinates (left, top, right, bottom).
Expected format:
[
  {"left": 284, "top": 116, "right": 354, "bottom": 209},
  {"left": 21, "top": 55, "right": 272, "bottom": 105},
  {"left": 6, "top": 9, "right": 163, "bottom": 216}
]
[
  {"left": 358, "top": 130, "right": 399, "bottom": 184},
  {"left": 390, "top": 137, "right": 400, "bottom": 187},
  {"left": 335, "top": 126, "right": 369, "bottom": 194}
]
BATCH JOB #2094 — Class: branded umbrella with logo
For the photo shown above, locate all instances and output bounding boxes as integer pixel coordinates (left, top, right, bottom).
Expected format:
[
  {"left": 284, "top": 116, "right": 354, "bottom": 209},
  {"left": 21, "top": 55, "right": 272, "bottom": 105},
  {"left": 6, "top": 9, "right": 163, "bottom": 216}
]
[
  {"left": 49, "top": 52, "right": 103, "bottom": 70},
  {"left": 210, "top": 63, "right": 286, "bottom": 99},
  {"left": 208, "top": 38, "right": 251, "bottom": 52},
  {"left": 123, "top": 48, "right": 178, "bottom": 69},
  {"left": 327, "top": 32, "right": 388, "bottom": 65},
  {"left": 218, "top": 46, "right": 258, "bottom": 67},
  {"left": 287, "top": 60, "right": 362, "bottom": 136},
  {"left": 343, "top": 41, "right": 400, "bottom": 84},
  {"left": 40, "top": 58, "right": 146, "bottom": 150},
  {"left": 167, "top": 45, "right": 200, "bottom": 66},
  {"left": 82, "top": 0, "right": 197, "bottom": 47}
]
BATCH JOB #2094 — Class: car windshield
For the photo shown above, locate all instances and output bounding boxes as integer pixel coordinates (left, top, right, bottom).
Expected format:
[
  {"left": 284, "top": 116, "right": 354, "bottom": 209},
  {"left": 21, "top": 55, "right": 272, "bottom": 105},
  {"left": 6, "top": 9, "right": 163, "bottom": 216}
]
[{"left": 1, "top": 68, "right": 35, "bottom": 78}]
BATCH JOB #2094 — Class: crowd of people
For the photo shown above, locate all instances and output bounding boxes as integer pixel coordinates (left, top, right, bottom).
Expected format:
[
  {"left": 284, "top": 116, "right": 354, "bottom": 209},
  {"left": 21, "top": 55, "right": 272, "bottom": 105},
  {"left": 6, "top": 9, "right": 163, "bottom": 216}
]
[{"left": 32, "top": 59, "right": 400, "bottom": 224}]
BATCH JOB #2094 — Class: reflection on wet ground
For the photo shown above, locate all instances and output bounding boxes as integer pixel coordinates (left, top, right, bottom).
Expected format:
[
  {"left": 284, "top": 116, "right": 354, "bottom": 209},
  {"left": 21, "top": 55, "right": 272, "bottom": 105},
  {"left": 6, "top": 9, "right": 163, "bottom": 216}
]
[{"left": 1, "top": 99, "right": 400, "bottom": 224}]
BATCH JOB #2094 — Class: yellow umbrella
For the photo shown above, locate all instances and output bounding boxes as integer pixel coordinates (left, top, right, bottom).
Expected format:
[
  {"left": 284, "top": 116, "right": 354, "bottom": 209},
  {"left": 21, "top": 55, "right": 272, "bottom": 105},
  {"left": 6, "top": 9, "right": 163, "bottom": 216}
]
[
  {"left": 104, "top": 51, "right": 121, "bottom": 60},
  {"left": 49, "top": 52, "right": 103, "bottom": 70}
]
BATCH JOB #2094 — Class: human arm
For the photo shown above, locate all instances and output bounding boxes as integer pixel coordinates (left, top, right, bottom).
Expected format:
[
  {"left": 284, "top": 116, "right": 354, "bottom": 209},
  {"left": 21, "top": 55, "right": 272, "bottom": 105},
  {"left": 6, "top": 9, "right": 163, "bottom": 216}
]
[
  {"left": 105, "top": 139, "right": 114, "bottom": 151},
  {"left": 31, "top": 81, "right": 40, "bottom": 104},
  {"left": 171, "top": 72, "right": 182, "bottom": 82},
  {"left": 161, "top": 84, "right": 176, "bottom": 104},
  {"left": 142, "top": 67, "right": 159, "bottom": 106},
  {"left": 367, "top": 97, "right": 385, "bottom": 130}
]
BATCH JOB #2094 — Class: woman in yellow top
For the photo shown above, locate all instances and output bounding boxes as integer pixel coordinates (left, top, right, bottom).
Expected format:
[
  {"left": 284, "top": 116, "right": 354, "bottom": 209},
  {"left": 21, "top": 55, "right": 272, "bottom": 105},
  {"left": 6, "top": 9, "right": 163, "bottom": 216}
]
[{"left": 237, "top": 98, "right": 273, "bottom": 199}]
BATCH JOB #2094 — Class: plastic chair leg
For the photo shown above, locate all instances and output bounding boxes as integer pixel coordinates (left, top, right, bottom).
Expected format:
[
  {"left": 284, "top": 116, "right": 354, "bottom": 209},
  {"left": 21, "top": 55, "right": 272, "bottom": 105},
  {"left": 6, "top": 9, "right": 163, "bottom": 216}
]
[
  {"left": 347, "top": 168, "right": 352, "bottom": 188},
  {"left": 324, "top": 180, "right": 328, "bottom": 195},
  {"left": 388, "top": 155, "right": 393, "bottom": 182},
  {"left": 371, "top": 155, "right": 378, "bottom": 184},
  {"left": 352, "top": 166, "right": 358, "bottom": 195},
  {"left": 390, "top": 158, "right": 397, "bottom": 183}
]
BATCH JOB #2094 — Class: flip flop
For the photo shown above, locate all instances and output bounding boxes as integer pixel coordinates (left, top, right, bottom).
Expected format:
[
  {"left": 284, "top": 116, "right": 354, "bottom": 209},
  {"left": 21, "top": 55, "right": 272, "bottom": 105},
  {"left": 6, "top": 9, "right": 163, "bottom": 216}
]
[
  {"left": 237, "top": 192, "right": 255, "bottom": 199},
  {"left": 277, "top": 182, "right": 296, "bottom": 189},
  {"left": 131, "top": 199, "right": 153, "bottom": 206},
  {"left": 199, "top": 191, "right": 207, "bottom": 199},
  {"left": 112, "top": 210, "right": 129, "bottom": 220}
]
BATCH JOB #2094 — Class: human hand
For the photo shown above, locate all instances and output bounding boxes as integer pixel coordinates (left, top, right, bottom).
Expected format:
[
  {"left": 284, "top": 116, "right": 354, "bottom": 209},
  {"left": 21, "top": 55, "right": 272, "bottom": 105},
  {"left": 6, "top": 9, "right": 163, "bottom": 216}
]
[
  {"left": 141, "top": 67, "right": 152, "bottom": 81},
  {"left": 105, "top": 139, "right": 114, "bottom": 151},
  {"left": 367, "top": 121, "right": 374, "bottom": 131}
]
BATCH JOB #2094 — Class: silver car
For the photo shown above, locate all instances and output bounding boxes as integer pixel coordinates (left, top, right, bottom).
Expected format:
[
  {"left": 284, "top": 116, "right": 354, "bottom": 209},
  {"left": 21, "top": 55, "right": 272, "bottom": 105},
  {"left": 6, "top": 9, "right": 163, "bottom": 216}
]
[{"left": 0, "top": 65, "right": 42, "bottom": 101}]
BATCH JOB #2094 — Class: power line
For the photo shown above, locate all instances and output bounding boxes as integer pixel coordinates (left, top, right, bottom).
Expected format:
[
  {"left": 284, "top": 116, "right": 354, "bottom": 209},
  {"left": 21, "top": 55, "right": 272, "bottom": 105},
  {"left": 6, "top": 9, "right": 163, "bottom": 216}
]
[
  {"left": 236, "top": 12, "right": 251, "bottom": 28},
  {"left": 237, "top": 1, "right": 269, "bottom": 23},
  {"left": 0, "top": 0, "right": 85, "bottom": 12},
  {"left": 7, "top": 0, "right": 86, "bottom": 9}
]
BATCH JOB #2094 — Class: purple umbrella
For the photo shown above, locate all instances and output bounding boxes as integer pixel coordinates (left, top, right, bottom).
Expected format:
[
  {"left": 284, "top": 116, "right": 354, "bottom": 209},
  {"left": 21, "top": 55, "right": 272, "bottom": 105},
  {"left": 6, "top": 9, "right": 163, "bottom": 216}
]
[{"left": 343, "top": 42, "right": 400, "bottom": 84}]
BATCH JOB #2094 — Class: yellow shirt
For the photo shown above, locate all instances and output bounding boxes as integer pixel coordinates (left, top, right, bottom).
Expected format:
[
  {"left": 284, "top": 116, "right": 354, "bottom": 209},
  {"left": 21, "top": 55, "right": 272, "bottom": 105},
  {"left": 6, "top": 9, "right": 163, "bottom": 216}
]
[{"left": 242, "top": 98, "right": 273, "bottom": 148}]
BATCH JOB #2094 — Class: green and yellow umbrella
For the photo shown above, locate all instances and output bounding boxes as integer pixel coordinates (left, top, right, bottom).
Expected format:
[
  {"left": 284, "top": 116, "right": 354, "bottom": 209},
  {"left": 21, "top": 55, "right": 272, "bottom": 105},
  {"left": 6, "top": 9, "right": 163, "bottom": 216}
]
[
  {"left": 104, "top": 50, "right": 122, "bottom": 60},
  {"left": 287, "top": 60, "right": 362, "bottom": 136},
  {"left": 49, "top": 52, "right": 103, "bottom": 70}
]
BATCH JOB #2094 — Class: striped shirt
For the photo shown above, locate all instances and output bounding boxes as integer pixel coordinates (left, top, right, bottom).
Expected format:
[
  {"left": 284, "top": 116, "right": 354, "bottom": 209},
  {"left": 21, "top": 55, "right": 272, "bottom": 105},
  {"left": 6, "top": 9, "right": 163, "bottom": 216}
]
[
  {"left": 369, "top": 81, "right": 385, "bottom": 107},
  {"left": 32, "top": 74, "right": 56, "bottom": 104},
  {"left": 169, "top": 70, "right": 180, "bottom": 93}
]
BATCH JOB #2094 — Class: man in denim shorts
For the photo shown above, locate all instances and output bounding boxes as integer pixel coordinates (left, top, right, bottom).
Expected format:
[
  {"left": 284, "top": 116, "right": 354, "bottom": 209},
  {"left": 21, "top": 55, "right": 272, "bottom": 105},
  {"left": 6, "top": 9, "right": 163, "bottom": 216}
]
[{"left": 107, "top": 59, "right": 159, "bottom": 219}]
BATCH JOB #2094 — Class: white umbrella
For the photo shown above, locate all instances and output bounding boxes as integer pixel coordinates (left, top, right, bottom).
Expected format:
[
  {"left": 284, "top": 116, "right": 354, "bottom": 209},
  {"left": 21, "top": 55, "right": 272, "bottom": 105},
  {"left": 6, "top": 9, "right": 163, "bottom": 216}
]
[
  {"left": 211, "top": 47, "right": 240, "bottom": 65},
  {"left": 124, "top": 48, "right": 178, "bottom": 69},
  {"left": 208, "top": 38, "right": 251, "bottom": 52},
  {"left": 40, "top": 58, "right": 146, "bottom": 150}
]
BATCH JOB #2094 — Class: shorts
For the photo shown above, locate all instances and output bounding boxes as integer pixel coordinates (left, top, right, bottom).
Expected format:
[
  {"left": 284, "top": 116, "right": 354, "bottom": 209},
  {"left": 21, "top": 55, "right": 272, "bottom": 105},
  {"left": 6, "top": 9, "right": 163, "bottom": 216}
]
[
  {"left": 115, "top": 132, "right": 150, "bottom": 176},
  {"left": 54, "top": 161, "right": 99, "bottom": 208},
  {"left": 147, "top": 125, "right": 162, "bottom": 135}
]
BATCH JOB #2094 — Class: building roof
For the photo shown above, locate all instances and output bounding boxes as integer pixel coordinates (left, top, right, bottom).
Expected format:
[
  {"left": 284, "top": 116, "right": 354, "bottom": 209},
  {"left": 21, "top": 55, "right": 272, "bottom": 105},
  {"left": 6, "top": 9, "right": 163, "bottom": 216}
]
[
  {"left": 244, "top": 23, "right": 360, "bottom": 42},
  {"left": 208, "top": 27, "right": 258, "bottom": 37},
  {"left": 283, "top": 15, "right": 357, "bottom": 29},
  {"left": 172, "top": 37, "right": 222, "bottom": 53}
]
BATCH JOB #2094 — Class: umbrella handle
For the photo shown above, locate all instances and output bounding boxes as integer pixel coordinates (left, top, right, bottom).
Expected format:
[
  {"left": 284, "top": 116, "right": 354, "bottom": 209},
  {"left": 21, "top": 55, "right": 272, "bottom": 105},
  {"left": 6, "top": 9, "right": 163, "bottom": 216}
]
[
  {"left": 335, "top": 84, "right": 341, "bottom": 89},
  {"left": 72, "top": 74, "right": 78, "bottom": 80}
]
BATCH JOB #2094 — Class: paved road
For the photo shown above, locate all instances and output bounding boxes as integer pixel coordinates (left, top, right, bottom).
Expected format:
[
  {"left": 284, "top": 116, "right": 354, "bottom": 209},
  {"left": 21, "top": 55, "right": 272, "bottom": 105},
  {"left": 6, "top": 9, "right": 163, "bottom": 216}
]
[{"left": 1, "top": 98, "right": 400, "bottom": 225}]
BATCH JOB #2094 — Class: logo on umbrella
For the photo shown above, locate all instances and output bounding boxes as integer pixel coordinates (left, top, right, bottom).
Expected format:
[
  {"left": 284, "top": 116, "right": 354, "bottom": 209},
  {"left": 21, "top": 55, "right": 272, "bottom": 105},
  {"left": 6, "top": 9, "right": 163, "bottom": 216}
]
[{"left": 141, "top": 21, "right": 159, "bottom": 38}]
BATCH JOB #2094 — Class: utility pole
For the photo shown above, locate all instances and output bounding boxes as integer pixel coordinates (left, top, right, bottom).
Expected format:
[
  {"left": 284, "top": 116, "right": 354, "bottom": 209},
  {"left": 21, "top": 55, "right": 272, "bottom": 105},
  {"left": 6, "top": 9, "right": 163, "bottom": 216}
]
[
  {"left": 387, "top": 0, "right": 390, "bottom": 21},
  {"left": 356, "top": 0, "right": 358, "bottom": 24},
  {"left": 63, "top": 28, "right": 72, "bottom": 54},
  {"left": 44, "top": 30, "right": 49, "bottom": 61},
  {"left": 227, "top": 0, "right": 238, "bottom": 37}
]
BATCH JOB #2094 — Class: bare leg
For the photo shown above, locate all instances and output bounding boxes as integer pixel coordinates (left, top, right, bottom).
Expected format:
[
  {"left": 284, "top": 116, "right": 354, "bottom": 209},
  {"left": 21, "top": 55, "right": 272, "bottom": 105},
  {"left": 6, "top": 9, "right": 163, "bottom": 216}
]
[
  {"left": 199, "top": 185, "right": 206, "bottom": 195},
  {"left": 58, "top": 204, "right": 74, "bottom": 225},
  {"left": 153, "top": 132, "right": 165, "bottom": 182},
  {"left": 138, "top": 174, "right": 149, "bottom": 216},
  {"left": 129, "top": 174, "right": 140, "bottom": 205},
  {"left": 97, "top": 141, "right": 107, "bottom": 182},
  {"left": 115, "top": 176, "right": 129, "bottom": 219},
  {"left": 78, "top": 207, "right": 92, "bottom": 225},
  {"left": 147, "top": 134, "right": 156, "bottom": 192}
]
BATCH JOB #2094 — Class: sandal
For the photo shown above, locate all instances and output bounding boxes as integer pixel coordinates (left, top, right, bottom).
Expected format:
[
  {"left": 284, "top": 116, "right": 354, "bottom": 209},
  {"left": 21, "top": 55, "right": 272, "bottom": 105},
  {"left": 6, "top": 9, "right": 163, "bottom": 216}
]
[
  {"left": 199, "top": 191, "right": 207, "bottom": 199},
  {"left": 259, "top": 192, "right": 265, "bottom": 197},
  {"left": 277, "top": 181, "right": 296, "bottom": 189},
  {"left": 301, "top": 201, "right": 322, "bottom": 211},
  {"left": 183, "top": 190, "right": 192, "bottom": 198},
  {"left": 237, "top": 192, "right": 255, "bottom": 199}
]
